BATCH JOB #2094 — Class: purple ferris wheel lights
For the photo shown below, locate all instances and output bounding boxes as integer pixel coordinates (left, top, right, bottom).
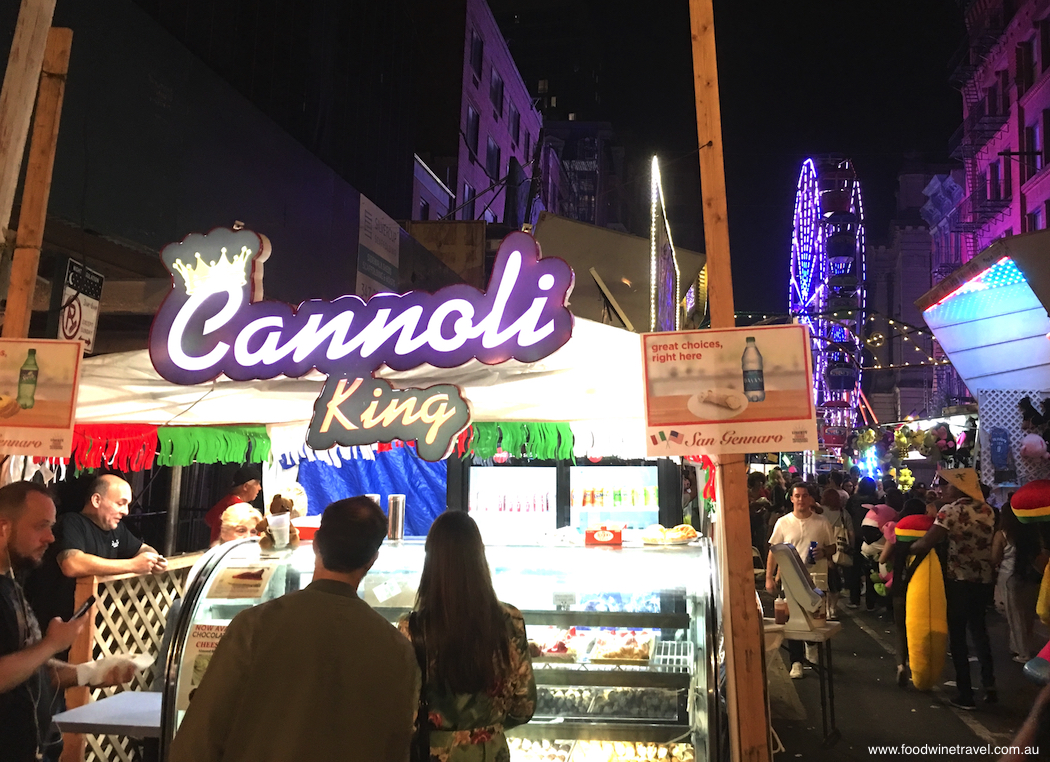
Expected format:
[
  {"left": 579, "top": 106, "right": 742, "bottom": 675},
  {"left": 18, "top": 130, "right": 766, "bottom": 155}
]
[{"left": 789, "top": 157, "right": 866, "bottom": 439}]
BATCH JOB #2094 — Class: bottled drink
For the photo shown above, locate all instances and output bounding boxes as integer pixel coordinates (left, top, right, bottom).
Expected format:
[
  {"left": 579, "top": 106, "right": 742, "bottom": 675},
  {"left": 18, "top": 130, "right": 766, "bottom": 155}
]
[
  {"left": 742, "top": 337, "right": 765, "bottom": 402},
  {"left": 807, "top": 541, "right": 818, "bottom": 565},
  {"left": 17, "top": 349, "right": 38, "bottom": 409}
]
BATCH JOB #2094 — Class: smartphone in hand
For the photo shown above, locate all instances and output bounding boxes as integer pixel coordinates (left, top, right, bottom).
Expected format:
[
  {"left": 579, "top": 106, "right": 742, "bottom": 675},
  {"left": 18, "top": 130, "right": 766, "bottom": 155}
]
[{"left": 71, "top": 596, "right": 96, "bottom": 620}]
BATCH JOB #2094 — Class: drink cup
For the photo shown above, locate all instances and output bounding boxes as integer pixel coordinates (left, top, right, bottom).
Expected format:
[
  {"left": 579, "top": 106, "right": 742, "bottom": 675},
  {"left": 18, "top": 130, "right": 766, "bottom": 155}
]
[
  {"left": 388, "top": 494, "right": 406, "bottom": 540},
  {"left": 774, "top": 597, "right": 790, "bottom": 625},
  {"left": 365, "top": 493, "right": 381, "bottom": 507},
  {"left": 267, "top": 512, "right": 290, "bottom": 548}
]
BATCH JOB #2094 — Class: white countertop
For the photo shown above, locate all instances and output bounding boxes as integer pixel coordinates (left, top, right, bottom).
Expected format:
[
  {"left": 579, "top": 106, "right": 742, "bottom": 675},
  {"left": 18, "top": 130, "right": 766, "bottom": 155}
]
[{"left": 53, "top": 691, "right": 161, "bottom": 738}]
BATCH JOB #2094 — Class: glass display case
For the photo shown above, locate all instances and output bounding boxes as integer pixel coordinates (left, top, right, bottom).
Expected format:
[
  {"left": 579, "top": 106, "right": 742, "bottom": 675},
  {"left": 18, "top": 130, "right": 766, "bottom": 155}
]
[{"left": 160, "top": 535, "right": 722, "bottom": 762}]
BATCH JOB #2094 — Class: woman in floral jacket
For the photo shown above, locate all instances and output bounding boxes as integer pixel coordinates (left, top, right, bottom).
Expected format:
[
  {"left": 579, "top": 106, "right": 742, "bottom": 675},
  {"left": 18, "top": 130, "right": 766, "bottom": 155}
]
[{"left": 399, "top": 511, "right": 536, "bottom": 762}]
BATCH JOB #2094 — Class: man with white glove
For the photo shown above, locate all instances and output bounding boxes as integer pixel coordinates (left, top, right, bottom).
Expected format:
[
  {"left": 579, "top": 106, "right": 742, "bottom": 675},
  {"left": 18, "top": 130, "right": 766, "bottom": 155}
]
[{"left": 0, "top": 482, "right": 139, "bottom": 762}]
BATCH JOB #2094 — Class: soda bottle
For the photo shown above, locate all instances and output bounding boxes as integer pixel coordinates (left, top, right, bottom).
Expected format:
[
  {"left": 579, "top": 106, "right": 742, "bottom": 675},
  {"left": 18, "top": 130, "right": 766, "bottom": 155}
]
[
  {"left": 807, "top": 541, "right": 818, "bottom": 565},
  {"left": 17, "top": 349, "right": 38, "bottom": 409},
  {"left": 742, "top": 337, "right": 766, "bottom": 402}
]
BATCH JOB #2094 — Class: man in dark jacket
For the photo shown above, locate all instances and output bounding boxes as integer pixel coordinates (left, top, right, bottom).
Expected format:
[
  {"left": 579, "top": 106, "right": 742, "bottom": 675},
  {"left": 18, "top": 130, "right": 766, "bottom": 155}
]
[
  {"left": 170, "top": 496, "right": 420, "bottom": 762},
  {"left": 844, "top": 476, "right": 878, "bottom": 609}
]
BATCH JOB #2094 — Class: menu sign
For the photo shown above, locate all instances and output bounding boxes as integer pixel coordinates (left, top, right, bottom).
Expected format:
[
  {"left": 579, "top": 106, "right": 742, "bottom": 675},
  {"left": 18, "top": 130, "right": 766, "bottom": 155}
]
[
  {"left": 641, "top": 325, "right": 817, "bottom": 456},
  {"left": 176, "top": 622, "right": 227, "bottom": 711}
]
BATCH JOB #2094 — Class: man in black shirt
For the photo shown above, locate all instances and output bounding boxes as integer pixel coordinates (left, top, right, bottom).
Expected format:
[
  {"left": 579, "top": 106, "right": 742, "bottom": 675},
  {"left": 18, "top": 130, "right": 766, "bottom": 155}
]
[
  {"left": 25, "top": 475, "right": 168, "bottom": 628},
  {"left": 0, "top": 482, "right": 138, "bottom": 762}
]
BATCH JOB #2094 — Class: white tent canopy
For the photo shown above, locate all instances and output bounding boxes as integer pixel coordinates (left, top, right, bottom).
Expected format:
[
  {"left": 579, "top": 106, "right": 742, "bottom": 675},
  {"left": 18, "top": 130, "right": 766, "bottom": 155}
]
[{"left": 76, "top": 318, "right": 646, "bottom": 430}]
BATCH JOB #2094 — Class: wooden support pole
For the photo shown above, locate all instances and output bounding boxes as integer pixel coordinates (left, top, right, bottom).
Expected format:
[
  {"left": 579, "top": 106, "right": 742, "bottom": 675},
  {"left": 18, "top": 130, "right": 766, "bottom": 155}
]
[
  {"left": 61, "top": 575, "right": 97, "bottom": 762},
  {"left": 687, "top": 2, "right": 772, "bottom": 761},
  {"left": 2, "top": 26, "right": 71, "bottom": 339},
  {"left": 165, "top": 465, "right": 183, "bottom": 556},
  {"left": 0, "top": 0, "right": 56, "bottom": 238}
]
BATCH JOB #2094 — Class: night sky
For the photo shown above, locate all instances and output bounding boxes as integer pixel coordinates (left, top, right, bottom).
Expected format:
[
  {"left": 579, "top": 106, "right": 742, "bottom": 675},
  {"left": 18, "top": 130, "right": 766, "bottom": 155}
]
[{"left": 582, "top": 0, "right": 966, "bottom": 314}]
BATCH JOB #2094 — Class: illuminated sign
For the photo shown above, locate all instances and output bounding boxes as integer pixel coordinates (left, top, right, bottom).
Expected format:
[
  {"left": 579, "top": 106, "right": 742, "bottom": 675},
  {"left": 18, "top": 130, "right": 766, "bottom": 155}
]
[
  {"left": 309, "top": 377, "right": 471, "bottom": 460},
  {"left": 149, "top": 227, "right": 574, "bottom": 460}
]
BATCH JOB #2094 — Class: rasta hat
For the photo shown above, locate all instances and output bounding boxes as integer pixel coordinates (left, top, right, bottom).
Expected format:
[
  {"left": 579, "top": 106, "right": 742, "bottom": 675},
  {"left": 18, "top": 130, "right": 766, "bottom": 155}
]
[
  {"left": 937, "top": 468, "right": 985, "bottom": 503},
  {"left": 1013, "top": 480, "right": 1050, "bottom": 524},
  {"left": 232, "top": 465, "right": 262, "bottom": 487},
  {"left": 895, "top": 513, "right": 934, "bottom": 543}
]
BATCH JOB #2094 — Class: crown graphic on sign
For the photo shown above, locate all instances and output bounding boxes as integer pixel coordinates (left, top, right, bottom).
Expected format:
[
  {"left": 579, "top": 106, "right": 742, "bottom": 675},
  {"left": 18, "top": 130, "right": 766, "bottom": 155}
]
[{"left": 171, "top": 246, "right": 253, "bottom": 296}]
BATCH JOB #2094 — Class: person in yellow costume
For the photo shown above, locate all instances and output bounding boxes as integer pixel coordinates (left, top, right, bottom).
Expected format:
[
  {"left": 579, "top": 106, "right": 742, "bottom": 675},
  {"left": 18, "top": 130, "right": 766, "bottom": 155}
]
[{"left": 911, "top": 468, "right": 996, "bottom": 710}]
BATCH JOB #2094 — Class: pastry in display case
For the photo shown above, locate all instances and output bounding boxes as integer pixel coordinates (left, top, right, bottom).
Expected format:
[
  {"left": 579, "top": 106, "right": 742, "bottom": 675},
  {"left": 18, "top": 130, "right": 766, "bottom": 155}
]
[{"left": 159, "top": 533, "right": 721, "bottom": 762}]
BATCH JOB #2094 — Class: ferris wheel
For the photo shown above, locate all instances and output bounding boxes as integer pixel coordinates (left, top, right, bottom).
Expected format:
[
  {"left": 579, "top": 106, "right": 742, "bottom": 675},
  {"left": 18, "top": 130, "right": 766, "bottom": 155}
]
[{"left": 789, "top": 156, "right": 866, "bottom": 447}]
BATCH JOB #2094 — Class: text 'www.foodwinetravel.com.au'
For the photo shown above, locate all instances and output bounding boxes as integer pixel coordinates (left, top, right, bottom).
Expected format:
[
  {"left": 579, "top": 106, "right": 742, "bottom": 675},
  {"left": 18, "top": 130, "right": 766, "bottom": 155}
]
[{"left": 867, "top": 744, "right": 1036, "bottom": 756}]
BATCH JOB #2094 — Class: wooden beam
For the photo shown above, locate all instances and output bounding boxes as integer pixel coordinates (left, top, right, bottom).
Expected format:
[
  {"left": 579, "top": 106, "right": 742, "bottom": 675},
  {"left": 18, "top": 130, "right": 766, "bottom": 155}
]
[
  {"left": 0, "top": 0, "right": 56, "bottom": 237},
  {"left": 2, "top": 26, "right": 71, "bottom": 339},
  {"left": 688, "top": 2, "right": 772, "bottom": 761}
]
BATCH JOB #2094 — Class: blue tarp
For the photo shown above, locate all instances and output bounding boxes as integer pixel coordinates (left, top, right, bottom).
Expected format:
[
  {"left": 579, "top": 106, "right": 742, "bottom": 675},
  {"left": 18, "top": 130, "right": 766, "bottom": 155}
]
[{"left": 296, "top": 447, "right": 448, "bottom": 536}]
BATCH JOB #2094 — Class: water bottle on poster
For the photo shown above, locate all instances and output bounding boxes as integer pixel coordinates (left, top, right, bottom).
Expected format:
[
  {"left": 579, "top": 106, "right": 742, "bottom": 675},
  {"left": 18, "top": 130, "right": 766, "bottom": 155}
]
[{"left": 741, "top": 337, "right": 766, "bottom": 402}]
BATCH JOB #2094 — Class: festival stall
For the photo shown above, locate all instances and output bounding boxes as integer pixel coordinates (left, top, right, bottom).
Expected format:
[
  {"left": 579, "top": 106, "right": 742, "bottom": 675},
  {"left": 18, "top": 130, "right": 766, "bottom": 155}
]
[
  {"left": 49, "top": 227, "right": 718, "bottom": 762},
  {"left": 63, "top": 311, "right": 660, "bottom": 535},
  {"left": 840, "top": 410, "right": 979, "bottom": 488},
  {"left": 916, "top": 230, "right": 1050, "bottom": 495}
]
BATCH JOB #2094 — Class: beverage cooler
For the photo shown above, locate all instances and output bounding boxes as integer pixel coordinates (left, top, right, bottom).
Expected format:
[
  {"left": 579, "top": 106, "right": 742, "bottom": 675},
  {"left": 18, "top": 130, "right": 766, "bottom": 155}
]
[
  {"left": 159, "top": 536, "right": 724, "bottom": 762},
  {"left": 465, "top": 458, "right": 683, "bottom": 540}
]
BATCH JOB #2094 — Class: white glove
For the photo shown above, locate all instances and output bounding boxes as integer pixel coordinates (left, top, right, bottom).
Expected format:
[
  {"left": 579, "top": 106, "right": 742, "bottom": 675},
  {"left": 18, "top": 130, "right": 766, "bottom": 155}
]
[{"left": 75, "top": 654, "right": 153, "bottom": 686}]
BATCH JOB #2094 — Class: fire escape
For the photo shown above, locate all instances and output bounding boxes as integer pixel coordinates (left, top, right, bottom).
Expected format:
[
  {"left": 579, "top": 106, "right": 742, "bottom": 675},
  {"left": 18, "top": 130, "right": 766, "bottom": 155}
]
[{"left": 947, "top": 18, "right": 1009, "bottom": 260}]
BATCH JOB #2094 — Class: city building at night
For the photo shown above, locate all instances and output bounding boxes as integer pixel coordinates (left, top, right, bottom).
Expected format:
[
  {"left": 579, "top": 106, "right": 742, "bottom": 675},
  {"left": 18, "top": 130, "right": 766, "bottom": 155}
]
[
  {"left": 923, "top": 0, "right": 1050, "bottom": 408},
  {"left": 410, "top": 0, "right": 541, "bottom": 225},
  {"left": 0, "top": 0, "right": 461, "bottom": 354},
  {"left": 867, "top": 164, "right": 966, "bottom": 421}
]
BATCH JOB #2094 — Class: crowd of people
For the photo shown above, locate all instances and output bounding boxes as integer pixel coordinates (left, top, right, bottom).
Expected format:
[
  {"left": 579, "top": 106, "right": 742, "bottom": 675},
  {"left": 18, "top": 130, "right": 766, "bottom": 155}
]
[
  {"left": 0, "top": 478, "right": 535, "bottom": 762},
  {"left": 754, "top": 464, "right": 1049, "bottom": 713},
  {"left": 6, "top": 462, "right": 1050, "bottom": 760}
]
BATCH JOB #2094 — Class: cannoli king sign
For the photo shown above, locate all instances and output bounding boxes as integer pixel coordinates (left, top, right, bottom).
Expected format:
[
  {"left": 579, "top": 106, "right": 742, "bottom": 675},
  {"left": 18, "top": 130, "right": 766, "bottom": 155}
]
[{"left": 148, "top": 228, "right": 575, "bottom": 460}]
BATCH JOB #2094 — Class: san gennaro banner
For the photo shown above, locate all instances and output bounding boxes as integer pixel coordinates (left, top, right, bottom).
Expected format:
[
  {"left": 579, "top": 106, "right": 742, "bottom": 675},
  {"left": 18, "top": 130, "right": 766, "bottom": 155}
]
[
  {"left": 641, "top": 324, "right": 817, "bottom": 456},
  {"left": 148, "top": 227, "right": 574, "bottom": 460}
]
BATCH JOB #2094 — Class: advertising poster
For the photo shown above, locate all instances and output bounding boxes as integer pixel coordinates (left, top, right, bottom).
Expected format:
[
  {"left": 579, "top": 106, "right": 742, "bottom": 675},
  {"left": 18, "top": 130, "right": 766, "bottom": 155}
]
[
  {"left": 642, "top": 325, "right": 817, "bottom": 456},
  {"left": 176, "top": 622, "right": 228, "bottom": 711},
  {"left": 355, "top": 195, "right": 400, "bottom": 299},
  {"left": 205, "top": 562, "right": 278, "bottom": 599},
  {"left": 0, "top": 338, "right": 83, "bottom": 458}
]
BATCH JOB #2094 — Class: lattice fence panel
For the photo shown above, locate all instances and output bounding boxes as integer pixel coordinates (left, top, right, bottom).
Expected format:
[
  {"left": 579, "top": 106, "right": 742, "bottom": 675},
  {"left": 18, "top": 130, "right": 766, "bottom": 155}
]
[
  {"left": 83, "top": 558, "right": 198, "bottom": 762},
  {"left": 976, "top": 388, "right": 1050, "bottom": 486}
]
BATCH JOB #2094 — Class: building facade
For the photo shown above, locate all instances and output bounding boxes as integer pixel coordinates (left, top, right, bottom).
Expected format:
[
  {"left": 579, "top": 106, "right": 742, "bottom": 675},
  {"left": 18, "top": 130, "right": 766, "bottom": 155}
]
[
  {"left": 868, "top": 167, "right": 950, "bottom": 421},
  {"left": 411, "top": 0, "right": 541, "bottom": 225},
  {"left": 925, "top": 0, "right": 1050, "bottom": 409},
  {"left": 948, "top": 0, "right": 1050, "bottom": 252},
  {"left": 134, "top": 0, "right": 419, "bottom": 221},
  {"left": 0, "top": 0, "right": 461, "bottom": 353}
]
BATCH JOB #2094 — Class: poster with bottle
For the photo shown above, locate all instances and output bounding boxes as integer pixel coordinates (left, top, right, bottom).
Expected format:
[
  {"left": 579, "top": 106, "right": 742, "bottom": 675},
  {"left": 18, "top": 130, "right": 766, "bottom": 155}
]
[
  {"left": 175, "top": 621, "right": 228, "bottom": 712},
  {"left": 641, "top": 325, "right": 817, "bottom": 456},
  {"left": 0, "top": 338, "right": 83, "bottom": 457}
]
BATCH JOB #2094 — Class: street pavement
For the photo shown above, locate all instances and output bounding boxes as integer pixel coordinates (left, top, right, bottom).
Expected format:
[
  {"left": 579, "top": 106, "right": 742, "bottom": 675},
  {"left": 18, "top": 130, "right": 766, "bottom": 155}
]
[{"left": 771, "top": 604, "right": 1046, "bottom": 761}]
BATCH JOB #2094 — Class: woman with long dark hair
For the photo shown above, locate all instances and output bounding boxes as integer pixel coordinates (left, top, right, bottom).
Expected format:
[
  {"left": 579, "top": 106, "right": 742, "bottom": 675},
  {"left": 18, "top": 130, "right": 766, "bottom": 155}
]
[{"left": 399, "top": 511, "right": 535, "bottom": 761}]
